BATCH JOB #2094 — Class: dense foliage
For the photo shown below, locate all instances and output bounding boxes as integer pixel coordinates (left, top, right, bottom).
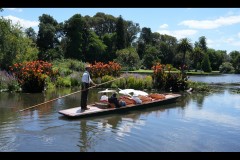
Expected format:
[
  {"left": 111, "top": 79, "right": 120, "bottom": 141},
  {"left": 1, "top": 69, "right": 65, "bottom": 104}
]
[
  {"left": 152, "top": 63, "right": 188, "bottom": 92},
  {"left": 10, "top": 60, "right": 58, "bottom": 92},
  {"left": 1, "top": 10, "right": 240, "bottom": 93}
]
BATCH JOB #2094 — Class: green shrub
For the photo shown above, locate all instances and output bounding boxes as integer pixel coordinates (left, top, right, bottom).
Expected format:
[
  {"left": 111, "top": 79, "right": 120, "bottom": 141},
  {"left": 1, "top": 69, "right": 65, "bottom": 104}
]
[
  {"left": 100, "top": 75, "right": 115, "bottom": 88},
  {"left": 144, "top": 76, "right": 153, "bottom": 90},
  {"left": 113, "top": 77, "right": 127, "bottom": 89},
  {"left": 56, "top": 77, "right": 71, "bottom": 87},
  {"left": 219, "top": 62, "right": 235, "bottom": 73}
]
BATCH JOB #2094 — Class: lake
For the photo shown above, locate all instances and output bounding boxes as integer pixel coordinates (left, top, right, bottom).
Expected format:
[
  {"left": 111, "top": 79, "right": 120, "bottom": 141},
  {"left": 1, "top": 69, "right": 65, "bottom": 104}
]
[{"left": 0, "top": 75, "right": 240, "bottom": 152}]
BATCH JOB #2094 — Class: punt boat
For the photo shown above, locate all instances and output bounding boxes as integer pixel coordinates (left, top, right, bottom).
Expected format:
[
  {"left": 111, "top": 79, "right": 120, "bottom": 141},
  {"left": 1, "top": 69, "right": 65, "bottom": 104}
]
[{"left": 58, "top": 89, "right": 181, "bottom": 118}]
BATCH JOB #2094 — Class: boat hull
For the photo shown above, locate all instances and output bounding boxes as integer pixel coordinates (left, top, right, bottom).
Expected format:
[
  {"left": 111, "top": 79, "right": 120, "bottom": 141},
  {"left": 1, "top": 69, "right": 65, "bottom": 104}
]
[{"left": 58, "top": 93, "right": 181, "bottom": 118}]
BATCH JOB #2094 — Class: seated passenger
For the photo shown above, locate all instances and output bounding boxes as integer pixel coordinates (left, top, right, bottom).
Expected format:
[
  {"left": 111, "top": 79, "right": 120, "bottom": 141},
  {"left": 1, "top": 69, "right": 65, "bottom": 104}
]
[
  {"left": 108, "top": 93, "right": 121, "bottom": 108},
  {"left": 100, "top": 93, "right": 108, "bottom": 102},
  {"left": 132, "top": 93, "right": 142, "bottom": 104}
]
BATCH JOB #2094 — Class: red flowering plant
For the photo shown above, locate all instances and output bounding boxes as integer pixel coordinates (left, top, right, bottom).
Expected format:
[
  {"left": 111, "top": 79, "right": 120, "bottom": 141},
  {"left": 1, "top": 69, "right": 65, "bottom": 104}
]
[
  {"left": 152, "top": 63, "right": 167, "bottom": 90},
  {"left": 9, "top": 60, "right": 58, "bottom": 93},
  {"left": 90, "top": 61, "right": 121, "bottom": 78},
  {"left": 152, "top": 63, "right": 188, "bottom": 92}
]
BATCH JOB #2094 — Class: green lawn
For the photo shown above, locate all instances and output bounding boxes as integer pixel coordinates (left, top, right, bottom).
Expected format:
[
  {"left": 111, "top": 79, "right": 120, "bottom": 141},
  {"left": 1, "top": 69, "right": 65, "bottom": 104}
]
[{"left": 122, "top": 69, "right": 221, "bottom": 75}]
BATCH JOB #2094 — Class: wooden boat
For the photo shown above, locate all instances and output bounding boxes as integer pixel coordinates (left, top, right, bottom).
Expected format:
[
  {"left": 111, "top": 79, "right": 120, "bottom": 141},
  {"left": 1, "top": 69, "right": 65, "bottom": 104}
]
[{"left": 58, "top": 92, "right": 181, "bottom": 118}]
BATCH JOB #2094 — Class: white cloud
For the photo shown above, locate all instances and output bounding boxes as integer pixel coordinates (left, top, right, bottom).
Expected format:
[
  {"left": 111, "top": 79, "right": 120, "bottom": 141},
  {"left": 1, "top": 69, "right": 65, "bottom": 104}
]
[
  {"left": 238, "top": 32, "right": 240, "bottom": 38},
  {"left": 224, "top": 37, "right": 235, "bottom": 43},
  {"left": 3, "top": 15, "right": 38, "bottom": 29},
  {"left": 157, "top": 29, "right": 197, "bottom": 39},
  {"left": 232, "top": 41, "right": 240, "bottom": 46},
  {"left": 179, "top": 15, "right": 240, "bottom": 29},
  {"left": 207, "top": 39, "right": 214, "bottom": 45},
  {"left": 5, "top": 8, "right": 23, "bottom": 12},
  {"left": 159, "top": 24, "right": 168, "bottom": 29}
]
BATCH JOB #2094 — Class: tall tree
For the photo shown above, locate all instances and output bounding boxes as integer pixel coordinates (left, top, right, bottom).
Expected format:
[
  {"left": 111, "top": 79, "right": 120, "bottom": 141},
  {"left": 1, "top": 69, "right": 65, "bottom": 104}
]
[
  {"left": 191, "top": 47, "right": 204, "bottom": 71},
  {"left": 139, "top": 27, "right": 152, "bottom": 44},
  {"left": 229, "top": 50, "right": 240, "bottom": 64},
  {"left": 195, "top": 36, "right": 207, "bottom": 53},
  {"left": 137, "top": 41, "right": 146, "bottom": 60},
  {"left": 64, "top": 14, "right": 89, "bottom": 61},
  {"left": 177, "top": 38, "right": 193, "bottom": 72},
  {"left": 102, "top": 33, "right": 117, "bottom": 61},
  {"left": 116, "top": 15, "right": 127, "bottom": 50},
  {"left": 126, "top": 21, "right": 140, "bottom": 47},
  {"left": 0, "top": 17, "right": 38, "bottom": 70},
  {"left": 25, "top": 27, "right": 37, "bottom": 43},
  {"left": 37, "top": 14, "right": 59, "bottom": 52},
  {"left": 201, "top": 53, "right": 212, "bottom": 72},
  {"left": 234, "top": 55, "right": 240, "bottom": 73},
  {"left": 115, "top": 47, "right": 141, "bottom": 70},
  {"left": 37, "top": 14, "right": 62, "bottom": 61},
  {"left": 85, "top": 31, "right": 107, "bottom": 63},
  {"left": 142, "top": 45, "right": 161, "bottom": 69},
  {"left": 158, "top": 34, "right": 177, "bottom": 64},
  {"left": 91, "top": 12, "right": 117, "bottom": 38}
]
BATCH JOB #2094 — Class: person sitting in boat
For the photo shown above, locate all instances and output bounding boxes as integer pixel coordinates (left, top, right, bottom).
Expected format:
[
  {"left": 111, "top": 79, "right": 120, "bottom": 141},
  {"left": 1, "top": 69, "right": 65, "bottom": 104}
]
[
  {"left": 100, "top": 93, "right": 108, "bottom": 102},
  {"left": 132, "top": 93, "right": 142, "bottom": 104},
  {"left": 108, "top": 93, "right": 125, "bottom": 108}
]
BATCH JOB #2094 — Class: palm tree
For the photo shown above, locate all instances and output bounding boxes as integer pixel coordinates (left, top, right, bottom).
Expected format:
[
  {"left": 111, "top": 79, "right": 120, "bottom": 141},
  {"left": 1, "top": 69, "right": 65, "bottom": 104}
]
[{"left": 177, "top": 38, "right": 193, "bottom": 73}]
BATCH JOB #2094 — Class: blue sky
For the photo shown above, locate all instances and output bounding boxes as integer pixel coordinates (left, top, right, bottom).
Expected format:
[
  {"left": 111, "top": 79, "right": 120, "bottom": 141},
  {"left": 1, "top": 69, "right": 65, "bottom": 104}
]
[{"left": 1, "top": 8, "right": 240, "bottom": 54}]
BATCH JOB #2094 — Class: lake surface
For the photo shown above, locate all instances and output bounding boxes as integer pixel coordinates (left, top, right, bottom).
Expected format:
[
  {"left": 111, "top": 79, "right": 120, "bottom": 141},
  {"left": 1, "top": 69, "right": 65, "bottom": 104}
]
[
  {"left": 1, "top": 84, "right": 240, "bottom": 152},
  {"left": 188, "top": 74, "right": 240, "bottom": 83}
]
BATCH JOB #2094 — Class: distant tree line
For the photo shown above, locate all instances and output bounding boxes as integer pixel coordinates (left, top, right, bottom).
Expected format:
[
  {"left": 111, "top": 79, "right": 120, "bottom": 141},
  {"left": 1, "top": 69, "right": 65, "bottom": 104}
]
[{"left": 1, "top": 11, "right": 240, "bottom": 73}]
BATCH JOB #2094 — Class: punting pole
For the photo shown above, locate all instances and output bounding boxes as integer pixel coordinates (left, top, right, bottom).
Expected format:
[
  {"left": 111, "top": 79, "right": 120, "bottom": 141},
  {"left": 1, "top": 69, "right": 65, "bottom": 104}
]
[{"left": 18, "top": 76, "right": 124, "bottom": 112}]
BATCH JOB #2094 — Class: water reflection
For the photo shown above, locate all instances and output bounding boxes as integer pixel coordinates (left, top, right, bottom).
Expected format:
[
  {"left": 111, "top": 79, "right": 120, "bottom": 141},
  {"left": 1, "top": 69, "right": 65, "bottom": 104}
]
[{"left": 1, "top": 87, "right": 240, "bottom": 151}]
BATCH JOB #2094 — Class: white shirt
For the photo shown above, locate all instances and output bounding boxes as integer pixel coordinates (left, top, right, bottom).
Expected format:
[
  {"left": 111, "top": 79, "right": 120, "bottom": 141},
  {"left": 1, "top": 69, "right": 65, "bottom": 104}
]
[
  {"left": 81, "top": 71, "right": 93, "bottom": 83},
  {"left": 132, "top": 96, "right": 142, "bottom": 104},
  {"left": 100, "top": 95, "right": 108, "bottom": 101}
]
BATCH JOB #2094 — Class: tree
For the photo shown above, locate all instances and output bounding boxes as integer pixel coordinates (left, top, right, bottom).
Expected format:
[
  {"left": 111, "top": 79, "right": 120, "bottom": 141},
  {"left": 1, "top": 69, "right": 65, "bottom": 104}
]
[
  {"left": 0, "top": 17, "right": 38, "bottom": 70},
  {"left": 25, "top": 27, "right": 37, "bottom": 43},
  {"left": 139, "top": 27, "right": 152, "bottom": 44},
  {"left": 151, "top": 32, "right": 161, "bottom": 46},
  {"left": 191, "top": 47, "right": 204, "bottom": 71},
  {"left": 116, "top": 15, "right": 127, "bottom": 50},
  {"left": 85, "top": 31, "right": 107, "bottom": 63},
  {"left": 142, "top": 45, "right": 161, "bottom": 69},
  {"left": 201, "top": 53, "right": 212, "bottom": 72},
  {"left": 234, "top": 55, "right": 240, "bottom": 73},
  {"left": 177, "top": 38, "right": 193, "bottom": 72},
  {"left": 102, "top": 33, "right": 117, "bottom": 61},
  {"left": 229, "top": 50, "right": 240, "bottom": 66},
  {"left": 64, "top": 14, "right": 89, "bottom": 61},
  {"left": 219, "top": 62, "right": 234, "bottom": 73},
  {"left": 198, "top": 36, "right": 207, "bottom": 53},
  {"left": 37, "top": 14, "right": 59, "bottom": 52},
  {"left": 126, "top": 21, "right": 140, "bottom": 47},
  {"left": 115, "top": 47, "right": 141, "bottom": 70},
  {"left": 91, "top": 12, "right": 117, "bottom": 38},
  {"left": 137, "top": 41, "right": 146, "bottom": 60}
]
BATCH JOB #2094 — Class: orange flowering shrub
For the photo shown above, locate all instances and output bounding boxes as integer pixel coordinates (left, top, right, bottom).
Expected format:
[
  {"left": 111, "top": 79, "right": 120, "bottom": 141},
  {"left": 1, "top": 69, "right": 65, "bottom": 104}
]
[
  {"left": 152, "top": 63, "right": 188, "bottom": 92},
  {"left": 9, "top": 60, "right": 58, "bottom": 92},
  {"left": 90, "top": 61, "right": 121, "bottom": 78},
  {"left": 152, "top": 63, "right": 167, "bottom": 90}
]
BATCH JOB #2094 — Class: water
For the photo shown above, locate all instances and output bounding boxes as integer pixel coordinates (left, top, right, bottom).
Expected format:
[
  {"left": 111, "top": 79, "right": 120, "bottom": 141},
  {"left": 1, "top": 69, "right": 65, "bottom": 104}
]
[
  {"left": 188, "top": 74, "right": 240, "bottom": 83},
  {"left": 0, "top": 75, "right": 240, "bottom": 152}
]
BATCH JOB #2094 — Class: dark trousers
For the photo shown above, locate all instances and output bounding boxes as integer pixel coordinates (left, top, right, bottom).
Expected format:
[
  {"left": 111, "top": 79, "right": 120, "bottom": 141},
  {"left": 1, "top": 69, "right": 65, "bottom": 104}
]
[{"left": 81, "top": 82, "right": 89, "bottom": 109}]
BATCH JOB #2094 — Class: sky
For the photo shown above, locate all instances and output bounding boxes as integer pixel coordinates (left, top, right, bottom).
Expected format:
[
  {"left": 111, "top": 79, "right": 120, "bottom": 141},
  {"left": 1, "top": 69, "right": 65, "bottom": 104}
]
[{"left": 1, "top": 8, "right": 240, "bottom": 54}]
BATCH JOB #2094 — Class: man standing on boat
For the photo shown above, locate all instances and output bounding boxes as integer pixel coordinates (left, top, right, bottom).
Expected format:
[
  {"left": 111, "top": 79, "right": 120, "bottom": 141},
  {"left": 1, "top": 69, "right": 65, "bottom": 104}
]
[{"left": 81, "top": 63, "right": 97, "bottom": 111}]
